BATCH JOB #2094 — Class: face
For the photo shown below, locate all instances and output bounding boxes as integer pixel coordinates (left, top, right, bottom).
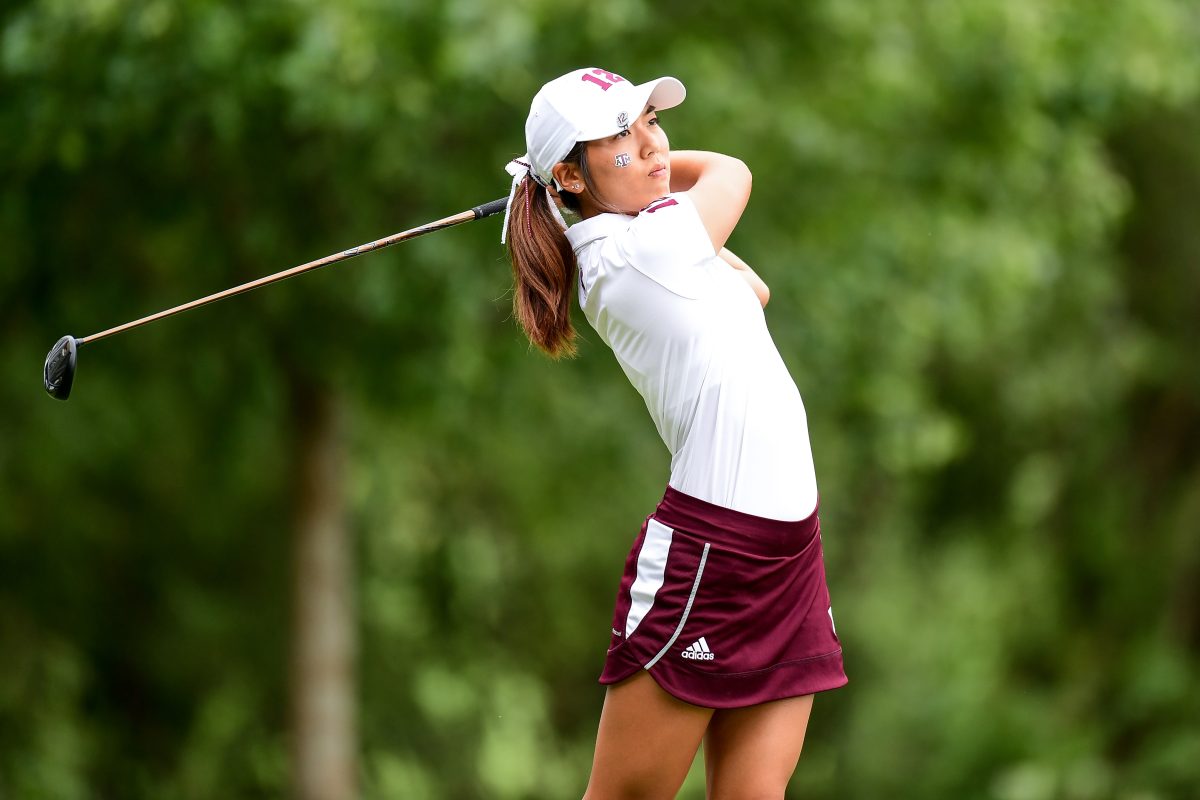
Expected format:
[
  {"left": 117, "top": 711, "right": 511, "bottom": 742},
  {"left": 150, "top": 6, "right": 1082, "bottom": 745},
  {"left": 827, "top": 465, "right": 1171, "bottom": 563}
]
[{"left": 554, "top": 106, "right": 670, "bottom": 217}]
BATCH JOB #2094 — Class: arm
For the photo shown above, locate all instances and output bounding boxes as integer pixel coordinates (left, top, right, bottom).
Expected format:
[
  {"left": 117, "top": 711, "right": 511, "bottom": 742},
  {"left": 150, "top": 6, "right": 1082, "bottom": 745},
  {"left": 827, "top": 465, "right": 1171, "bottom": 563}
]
[
  {"left": 720, "top": 248, "right": 769, "bottom": 307},
  {"left": 669, "top": 150, "right": 752, "bottom": 253}
]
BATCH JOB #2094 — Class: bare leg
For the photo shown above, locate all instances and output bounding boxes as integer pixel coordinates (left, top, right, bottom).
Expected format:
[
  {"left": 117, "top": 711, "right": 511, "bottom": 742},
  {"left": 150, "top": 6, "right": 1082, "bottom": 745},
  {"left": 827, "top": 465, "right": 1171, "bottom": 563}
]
[
  {"left": 703, "top": 694, "right": 814, "bottom": 800},
  {"left": 583, "top": 672, "right": 714, "bottom": 800}
]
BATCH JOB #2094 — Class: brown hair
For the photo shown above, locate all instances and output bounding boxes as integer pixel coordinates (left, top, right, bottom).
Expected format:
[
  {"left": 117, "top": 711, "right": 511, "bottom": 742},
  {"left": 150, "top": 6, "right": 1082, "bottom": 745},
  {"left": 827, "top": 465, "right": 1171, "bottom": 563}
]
[{"left": 505, "top": 142, "right": 593, "bottom": 358}]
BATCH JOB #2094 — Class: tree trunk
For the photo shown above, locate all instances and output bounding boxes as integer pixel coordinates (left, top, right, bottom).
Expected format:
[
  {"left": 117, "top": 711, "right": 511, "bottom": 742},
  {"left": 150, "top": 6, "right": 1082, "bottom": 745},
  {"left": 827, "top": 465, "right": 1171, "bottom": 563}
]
[{"left": 289, "top": 378, "right": 357, "bottom": 800}]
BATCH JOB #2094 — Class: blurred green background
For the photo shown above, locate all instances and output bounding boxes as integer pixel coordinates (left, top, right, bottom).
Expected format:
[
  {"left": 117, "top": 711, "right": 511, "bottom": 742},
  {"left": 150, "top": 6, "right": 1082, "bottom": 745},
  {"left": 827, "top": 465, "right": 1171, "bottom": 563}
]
[{"left": 3, "top": 1, "right": 1199, "bottom": 798}]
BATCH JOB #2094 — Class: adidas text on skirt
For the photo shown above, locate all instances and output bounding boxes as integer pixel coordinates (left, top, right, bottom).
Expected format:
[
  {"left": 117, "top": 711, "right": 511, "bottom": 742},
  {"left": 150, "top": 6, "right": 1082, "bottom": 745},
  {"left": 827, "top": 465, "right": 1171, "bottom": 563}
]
[{"left": 599, "top": 486, "right": 848, "bottom": 708}]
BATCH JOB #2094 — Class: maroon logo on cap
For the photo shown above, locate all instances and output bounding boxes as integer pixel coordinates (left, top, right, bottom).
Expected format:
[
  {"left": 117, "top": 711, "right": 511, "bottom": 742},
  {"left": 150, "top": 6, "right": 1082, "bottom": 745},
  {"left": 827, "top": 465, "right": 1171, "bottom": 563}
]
[{"left": 580, "top": 68, "right": 627, "bottom": 91}]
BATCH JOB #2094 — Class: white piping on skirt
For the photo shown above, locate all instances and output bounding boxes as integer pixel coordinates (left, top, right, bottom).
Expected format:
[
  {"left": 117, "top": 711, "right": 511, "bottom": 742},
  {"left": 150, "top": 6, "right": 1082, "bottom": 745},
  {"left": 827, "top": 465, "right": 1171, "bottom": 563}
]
[{"left": 644, "top": 542, "right": 711, "bottom": 670}]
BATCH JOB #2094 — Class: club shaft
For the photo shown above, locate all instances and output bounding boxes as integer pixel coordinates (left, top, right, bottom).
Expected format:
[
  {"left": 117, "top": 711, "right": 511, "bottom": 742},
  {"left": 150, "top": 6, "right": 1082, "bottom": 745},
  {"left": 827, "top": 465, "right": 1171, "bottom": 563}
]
[{"left": 78, "top": 198, "right": 509, "bottom": 346}]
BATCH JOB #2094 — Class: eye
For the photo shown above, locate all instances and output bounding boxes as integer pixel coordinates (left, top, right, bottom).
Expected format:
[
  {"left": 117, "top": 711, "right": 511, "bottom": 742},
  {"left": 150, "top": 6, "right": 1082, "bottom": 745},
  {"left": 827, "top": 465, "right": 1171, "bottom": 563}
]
[
  {"left": 648, "top": 115, "right": 660, "bottom": 126},
  {"left": 614, "top": 129, "right": 631, "bottom": 139}
]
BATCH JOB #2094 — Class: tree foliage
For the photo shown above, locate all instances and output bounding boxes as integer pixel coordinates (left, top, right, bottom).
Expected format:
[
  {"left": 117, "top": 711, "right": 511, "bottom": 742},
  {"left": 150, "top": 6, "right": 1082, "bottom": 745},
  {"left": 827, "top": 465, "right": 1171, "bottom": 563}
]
[{"left": 2, "top": 0, "right": 1198, "bottom": 797}]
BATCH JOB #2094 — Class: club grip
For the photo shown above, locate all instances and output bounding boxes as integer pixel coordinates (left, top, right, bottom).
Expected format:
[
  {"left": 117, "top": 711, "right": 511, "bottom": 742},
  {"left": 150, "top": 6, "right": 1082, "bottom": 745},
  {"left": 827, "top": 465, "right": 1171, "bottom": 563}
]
[{"left": 472, "top": 197, "right": 510, "bottom": 220}]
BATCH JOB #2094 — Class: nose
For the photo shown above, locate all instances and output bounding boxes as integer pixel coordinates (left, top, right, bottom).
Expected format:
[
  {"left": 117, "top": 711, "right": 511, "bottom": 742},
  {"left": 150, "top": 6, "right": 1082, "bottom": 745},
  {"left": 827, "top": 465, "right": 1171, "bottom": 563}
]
[{"left": 638, "top": 125, "right": 660, "bottom": 158}]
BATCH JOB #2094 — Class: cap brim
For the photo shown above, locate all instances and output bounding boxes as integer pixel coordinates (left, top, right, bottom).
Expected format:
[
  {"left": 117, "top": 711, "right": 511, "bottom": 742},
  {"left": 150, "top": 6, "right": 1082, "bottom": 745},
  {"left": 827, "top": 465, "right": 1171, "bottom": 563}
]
[
  {"left": 644, "top": 76, "right": 686, "bottom": 113},
  {"left": 576, "top": 76, "right": 687, "bottom": 141}
]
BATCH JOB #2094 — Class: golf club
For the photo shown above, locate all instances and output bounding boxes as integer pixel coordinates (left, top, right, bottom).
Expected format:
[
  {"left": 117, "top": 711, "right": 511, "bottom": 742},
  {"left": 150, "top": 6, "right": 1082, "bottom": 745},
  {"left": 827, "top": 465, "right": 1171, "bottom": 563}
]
[{"left": 43, "top": 197, "right": 509, "bottom": 400}]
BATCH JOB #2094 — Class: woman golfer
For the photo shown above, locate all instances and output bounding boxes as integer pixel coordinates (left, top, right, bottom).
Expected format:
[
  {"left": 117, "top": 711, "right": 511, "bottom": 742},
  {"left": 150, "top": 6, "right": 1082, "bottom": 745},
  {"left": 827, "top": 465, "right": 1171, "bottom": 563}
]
[{"left": 501, "top": 67, "right": 847, "bottom": 798}]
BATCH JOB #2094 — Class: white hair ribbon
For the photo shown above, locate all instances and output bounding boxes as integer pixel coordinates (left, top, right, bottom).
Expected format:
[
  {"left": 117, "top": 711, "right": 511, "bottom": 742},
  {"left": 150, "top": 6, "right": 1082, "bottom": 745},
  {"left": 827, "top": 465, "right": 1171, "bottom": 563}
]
[{"left": 501, "top": 155, "right": 569, "bottom": 245}]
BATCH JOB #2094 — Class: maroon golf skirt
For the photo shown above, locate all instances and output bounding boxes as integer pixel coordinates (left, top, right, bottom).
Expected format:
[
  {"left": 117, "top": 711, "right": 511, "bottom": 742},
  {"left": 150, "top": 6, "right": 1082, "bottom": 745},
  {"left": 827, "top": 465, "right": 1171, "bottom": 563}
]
[{"left": 599, "top": 486, "right": 847, "bottom": 708}]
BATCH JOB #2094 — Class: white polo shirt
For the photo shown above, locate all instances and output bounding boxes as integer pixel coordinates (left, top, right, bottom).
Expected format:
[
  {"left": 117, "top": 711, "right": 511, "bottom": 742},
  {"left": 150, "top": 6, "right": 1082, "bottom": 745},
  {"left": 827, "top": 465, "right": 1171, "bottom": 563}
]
[{"left": 567, "top": 193, "right": 819, "bottom": 521}]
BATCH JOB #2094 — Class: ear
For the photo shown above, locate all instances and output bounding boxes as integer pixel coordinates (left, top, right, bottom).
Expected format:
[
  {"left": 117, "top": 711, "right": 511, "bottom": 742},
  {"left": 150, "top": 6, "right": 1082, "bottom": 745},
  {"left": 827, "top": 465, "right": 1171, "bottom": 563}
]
[{"left": 552, "top": 162, "right": 585, "bottom": 195}]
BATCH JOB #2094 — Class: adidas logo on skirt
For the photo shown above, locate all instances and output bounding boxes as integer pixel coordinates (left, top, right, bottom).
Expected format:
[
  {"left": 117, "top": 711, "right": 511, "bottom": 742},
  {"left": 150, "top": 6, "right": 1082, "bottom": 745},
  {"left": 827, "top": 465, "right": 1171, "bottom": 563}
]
[{"left": 681, "top": 637, "right": 715, "bottom": 661}]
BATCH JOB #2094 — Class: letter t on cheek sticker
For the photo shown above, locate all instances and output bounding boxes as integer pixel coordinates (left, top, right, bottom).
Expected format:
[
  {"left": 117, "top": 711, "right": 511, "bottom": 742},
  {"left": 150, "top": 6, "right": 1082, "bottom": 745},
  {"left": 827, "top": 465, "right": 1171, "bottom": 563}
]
[{"left": 614, "top": 153, "right": 631, "bottom": 167}]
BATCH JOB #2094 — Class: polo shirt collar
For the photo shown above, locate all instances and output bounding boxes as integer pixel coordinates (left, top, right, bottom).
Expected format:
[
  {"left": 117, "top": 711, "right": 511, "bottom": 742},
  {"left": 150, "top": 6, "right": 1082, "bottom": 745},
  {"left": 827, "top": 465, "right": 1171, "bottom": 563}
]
[{"left": 566, "top": 212, "right": 635, "bottom": 252}]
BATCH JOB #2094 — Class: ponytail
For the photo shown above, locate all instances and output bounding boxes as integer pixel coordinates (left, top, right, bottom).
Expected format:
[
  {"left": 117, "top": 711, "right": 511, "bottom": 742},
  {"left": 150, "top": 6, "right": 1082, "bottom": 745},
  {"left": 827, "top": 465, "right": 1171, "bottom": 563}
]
[{"left": 505, "top": 175, "right": 579, "bottom": 358}]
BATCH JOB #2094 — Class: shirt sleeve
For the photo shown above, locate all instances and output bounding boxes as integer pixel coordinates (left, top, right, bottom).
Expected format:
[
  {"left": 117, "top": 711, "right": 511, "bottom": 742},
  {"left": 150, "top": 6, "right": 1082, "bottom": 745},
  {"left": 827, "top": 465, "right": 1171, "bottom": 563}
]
[{"left": 610, "top": 193, "right": 718, "bottom": 298}]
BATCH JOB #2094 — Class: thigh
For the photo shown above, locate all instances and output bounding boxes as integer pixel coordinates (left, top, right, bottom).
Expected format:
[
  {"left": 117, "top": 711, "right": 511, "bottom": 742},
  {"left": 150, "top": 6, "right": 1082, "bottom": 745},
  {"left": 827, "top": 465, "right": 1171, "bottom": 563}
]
[
  {"left": 584, "top": 671, "right": 714, "bottom": 800},
  {"left": 703, "top": 694, "right": 814, "bottom": 800}
]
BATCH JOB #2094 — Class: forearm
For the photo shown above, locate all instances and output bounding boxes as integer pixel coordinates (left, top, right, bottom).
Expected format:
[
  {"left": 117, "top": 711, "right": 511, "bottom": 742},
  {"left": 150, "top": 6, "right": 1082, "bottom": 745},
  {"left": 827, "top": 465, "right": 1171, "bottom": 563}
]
[
  {"left": 670, "top": 151, "right": 752, "bottom": 251},
  {"left": 719, "top": 248, "right": 770, "bottom": 307},
  {"left": 669, "top": 150, "right": 747, "bottom": 193}
]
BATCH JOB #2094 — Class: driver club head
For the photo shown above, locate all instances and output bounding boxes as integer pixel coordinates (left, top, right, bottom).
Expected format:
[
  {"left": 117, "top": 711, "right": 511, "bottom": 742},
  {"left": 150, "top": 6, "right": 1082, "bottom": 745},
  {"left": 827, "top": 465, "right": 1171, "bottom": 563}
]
[{"left": 44, "top": 335, "right": 78, "bottom": 400}]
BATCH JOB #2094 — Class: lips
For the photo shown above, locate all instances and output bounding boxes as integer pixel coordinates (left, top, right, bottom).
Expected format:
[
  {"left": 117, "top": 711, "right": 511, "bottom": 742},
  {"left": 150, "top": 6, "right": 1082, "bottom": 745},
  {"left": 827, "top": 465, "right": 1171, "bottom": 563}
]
[{"left": 649, "top": 163, "right": 668, "bottom": 178}]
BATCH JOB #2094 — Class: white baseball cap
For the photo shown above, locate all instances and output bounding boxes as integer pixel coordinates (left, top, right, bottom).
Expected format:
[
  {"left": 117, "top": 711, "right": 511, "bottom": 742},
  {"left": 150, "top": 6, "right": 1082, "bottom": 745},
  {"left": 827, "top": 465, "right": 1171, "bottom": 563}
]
[{"left": 524, "top": 67, "right": 686, "bottom": 187}]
